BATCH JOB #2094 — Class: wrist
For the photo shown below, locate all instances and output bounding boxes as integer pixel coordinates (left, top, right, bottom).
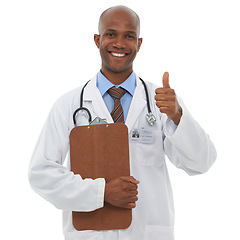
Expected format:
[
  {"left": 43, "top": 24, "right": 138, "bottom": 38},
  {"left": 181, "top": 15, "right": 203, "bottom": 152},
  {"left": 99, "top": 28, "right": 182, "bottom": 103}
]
[{"left": 171, "top": 107, "right": 182, "bottom": 125}]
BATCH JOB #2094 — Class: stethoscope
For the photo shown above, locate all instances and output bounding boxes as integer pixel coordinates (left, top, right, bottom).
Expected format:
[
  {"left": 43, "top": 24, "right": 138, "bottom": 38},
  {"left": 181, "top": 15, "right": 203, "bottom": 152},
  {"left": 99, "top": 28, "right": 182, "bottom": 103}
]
[{"left": 73, "top": 78, "right": 156, "bottom": 126}]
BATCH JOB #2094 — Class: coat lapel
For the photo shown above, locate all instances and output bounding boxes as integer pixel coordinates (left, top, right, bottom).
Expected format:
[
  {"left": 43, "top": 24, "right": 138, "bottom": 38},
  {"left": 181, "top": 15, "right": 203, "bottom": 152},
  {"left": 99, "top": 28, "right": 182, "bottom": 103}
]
[
  {"left": 84, "top": 75, "right": 114, "bottom": 123},
  {"left": 125, "top": 77, "right": 146, "bottom": 132}
]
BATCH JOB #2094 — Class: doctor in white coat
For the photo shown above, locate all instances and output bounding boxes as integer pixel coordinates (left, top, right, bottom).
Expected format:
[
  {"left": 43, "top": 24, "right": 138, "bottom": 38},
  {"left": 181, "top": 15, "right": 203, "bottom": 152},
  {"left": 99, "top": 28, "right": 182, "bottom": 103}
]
[{"left": 28, "top": 5, "right": 217, "bottom": 240}]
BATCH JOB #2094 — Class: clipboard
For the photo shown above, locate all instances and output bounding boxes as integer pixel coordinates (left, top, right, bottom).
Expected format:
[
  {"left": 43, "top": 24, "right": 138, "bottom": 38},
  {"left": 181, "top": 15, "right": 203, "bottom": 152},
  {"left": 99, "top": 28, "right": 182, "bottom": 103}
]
[{"left": 69, "top": 122, "right": 132, "bottom": 231}]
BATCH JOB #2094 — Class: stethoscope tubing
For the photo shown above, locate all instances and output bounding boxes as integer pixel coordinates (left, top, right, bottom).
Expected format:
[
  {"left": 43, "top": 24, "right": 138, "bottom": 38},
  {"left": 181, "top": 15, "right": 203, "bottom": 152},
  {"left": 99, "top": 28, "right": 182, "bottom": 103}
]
[
  {"left": 73, "top": 107, "right": 92, "bottom": 125},
  {"left": 139, "top": 78, "right": 151, "bottom": 114},
  {"left": 73, "top": 80, "right": 91, "bottom": 125}
]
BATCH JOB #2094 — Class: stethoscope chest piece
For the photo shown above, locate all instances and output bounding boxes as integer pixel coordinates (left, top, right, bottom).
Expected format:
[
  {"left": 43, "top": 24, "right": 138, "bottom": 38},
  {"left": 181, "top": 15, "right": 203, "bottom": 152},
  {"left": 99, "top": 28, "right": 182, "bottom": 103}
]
[{"left": 146, "top": 112, "right": 156, "bottom": 126}]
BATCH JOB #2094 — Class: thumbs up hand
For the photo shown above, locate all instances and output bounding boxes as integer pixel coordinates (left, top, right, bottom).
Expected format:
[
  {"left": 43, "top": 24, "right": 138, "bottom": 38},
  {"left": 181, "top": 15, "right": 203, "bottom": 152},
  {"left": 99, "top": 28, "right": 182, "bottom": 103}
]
[{"left": 155, "top": 72, "right": 182, "bottom": 125}]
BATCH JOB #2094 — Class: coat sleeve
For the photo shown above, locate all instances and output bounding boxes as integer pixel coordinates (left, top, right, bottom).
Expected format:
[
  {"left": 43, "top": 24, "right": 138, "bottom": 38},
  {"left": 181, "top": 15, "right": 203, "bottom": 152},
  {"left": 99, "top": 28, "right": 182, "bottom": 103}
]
[
  {"left": 162, "top": 98, "right": 217, "bottom": 175},
  {"left": 28, "top": 98, "right": 105, "bottom": 211}
]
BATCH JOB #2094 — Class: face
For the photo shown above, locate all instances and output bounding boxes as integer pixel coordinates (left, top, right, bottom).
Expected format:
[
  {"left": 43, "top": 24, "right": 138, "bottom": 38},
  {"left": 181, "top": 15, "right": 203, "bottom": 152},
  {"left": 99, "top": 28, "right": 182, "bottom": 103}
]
[{"left": 94, "top": 8, "right": 142, "bottom": 77}]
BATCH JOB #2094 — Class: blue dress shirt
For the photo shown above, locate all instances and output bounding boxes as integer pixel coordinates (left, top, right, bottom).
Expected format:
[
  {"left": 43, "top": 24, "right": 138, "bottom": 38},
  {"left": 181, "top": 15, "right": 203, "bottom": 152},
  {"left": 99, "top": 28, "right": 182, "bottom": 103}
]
[{"left": 97, "top": 71, "right": 136, "bottom": 122}]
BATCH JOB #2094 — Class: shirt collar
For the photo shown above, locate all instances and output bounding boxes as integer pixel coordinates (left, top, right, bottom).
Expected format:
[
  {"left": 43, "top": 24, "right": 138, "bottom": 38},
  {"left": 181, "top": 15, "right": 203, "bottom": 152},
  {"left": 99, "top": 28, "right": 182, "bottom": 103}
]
[{"left": 97, "top": 71, "right": 136, "bottom": 97}]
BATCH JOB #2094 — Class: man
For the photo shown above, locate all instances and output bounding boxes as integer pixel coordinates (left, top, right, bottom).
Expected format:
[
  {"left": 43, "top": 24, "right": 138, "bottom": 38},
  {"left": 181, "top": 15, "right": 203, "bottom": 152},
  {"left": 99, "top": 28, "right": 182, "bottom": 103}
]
[{"left": 29, "top": 5, "right": 217, "bottom": 240}]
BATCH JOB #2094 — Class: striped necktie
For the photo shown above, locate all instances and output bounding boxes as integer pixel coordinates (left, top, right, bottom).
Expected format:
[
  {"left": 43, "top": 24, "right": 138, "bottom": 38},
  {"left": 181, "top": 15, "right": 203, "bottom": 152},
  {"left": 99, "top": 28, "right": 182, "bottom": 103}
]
[{"left": 108, "top": 87, "right": 127, "bottom": 123}]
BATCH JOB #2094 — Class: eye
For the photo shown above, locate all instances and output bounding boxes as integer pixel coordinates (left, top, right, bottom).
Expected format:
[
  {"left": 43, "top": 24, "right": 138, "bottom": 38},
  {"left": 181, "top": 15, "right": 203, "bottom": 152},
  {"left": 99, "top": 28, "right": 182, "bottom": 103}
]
[
  {"left": 106, "top": 32, "right": 115, "bottom": 37},
  {"left": 126, "top": 35, "right": 135, "bottom": 40}
]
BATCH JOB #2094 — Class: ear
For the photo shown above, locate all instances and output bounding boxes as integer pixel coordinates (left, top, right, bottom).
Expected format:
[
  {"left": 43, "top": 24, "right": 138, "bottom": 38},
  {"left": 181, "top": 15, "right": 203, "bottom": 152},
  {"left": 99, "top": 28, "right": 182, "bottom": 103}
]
[
  {"left": 94, "top": 34, "right": 100, "bottom": 48},
  {"left": 137, "top": 38, "right": 143, "bottom": 52}
]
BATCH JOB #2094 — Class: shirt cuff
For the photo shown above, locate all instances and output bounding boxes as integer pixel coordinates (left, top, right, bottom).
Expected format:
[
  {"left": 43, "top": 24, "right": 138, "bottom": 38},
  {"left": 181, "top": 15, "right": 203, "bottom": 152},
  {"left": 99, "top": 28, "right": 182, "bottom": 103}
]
[{"left": 164, "top": 118, "right": 178, "bottom": 136}]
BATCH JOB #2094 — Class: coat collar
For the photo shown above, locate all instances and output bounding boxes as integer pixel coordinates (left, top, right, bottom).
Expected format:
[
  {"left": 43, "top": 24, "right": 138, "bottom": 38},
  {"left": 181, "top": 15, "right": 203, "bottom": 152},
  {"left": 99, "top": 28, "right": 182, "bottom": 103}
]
[{"left": 83, "top": 74, "right": 147, "bottom": 132}]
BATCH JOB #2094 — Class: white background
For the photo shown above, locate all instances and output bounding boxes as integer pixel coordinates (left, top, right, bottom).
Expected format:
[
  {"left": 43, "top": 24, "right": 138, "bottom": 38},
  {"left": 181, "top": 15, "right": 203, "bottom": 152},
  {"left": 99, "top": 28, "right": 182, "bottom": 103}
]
[{"left": 1, "top": 0, "right": 239, "bottom": 239}]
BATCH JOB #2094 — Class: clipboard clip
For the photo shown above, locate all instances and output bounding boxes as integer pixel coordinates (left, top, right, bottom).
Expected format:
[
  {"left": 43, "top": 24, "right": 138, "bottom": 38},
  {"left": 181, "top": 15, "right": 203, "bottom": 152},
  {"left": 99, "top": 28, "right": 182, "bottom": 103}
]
[{"left": 90, "top": 117, "right": 107, "bottom": 125}]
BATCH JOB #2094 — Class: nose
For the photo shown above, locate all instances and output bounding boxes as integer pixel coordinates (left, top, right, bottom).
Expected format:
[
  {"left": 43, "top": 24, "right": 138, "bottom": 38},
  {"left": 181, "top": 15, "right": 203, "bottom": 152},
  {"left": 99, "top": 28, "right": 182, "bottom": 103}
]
[{"left": 112, "top": 36, "right": 126, "bottom": 49}]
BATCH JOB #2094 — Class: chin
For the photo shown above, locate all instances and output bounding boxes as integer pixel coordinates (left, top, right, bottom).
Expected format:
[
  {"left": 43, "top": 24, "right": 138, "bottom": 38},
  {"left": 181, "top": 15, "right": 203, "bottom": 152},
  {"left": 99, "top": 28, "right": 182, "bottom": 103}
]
[{"left": 107, "top": 63, "right": 132, "bottom": 74}]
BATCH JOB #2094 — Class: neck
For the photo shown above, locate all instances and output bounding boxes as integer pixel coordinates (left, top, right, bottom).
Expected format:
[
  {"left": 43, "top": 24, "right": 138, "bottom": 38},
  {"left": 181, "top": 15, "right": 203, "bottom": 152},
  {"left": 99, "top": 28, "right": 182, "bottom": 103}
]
[{"left": 101, "top": 68, "right": 133, "bottom": 85}]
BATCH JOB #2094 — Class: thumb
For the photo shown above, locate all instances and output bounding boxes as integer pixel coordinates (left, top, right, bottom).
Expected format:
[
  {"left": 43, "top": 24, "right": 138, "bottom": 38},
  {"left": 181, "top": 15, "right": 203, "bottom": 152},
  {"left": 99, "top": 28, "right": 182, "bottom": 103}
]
[{"left": 162, "top": 72, "right": 170, "bottom": 88}]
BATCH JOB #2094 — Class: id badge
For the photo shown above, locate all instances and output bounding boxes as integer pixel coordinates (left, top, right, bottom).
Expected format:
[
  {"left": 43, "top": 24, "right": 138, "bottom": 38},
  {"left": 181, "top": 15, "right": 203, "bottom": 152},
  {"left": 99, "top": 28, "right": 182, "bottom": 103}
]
[{"left": 130, "top": 128, "right": 154, "bottom": 144}]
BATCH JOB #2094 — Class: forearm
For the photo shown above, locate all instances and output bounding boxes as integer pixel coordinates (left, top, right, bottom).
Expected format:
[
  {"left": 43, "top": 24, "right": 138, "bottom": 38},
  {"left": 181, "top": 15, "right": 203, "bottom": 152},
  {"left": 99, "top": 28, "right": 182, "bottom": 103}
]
[
  {"left": 29, "top": 138, "right": 105, "bottom": 211},
  {"left": 163, "top": 102, "right": 217, "bottom": 175},
  {"left": 29, "top": 103, "right": 106, "bottom": 211}
]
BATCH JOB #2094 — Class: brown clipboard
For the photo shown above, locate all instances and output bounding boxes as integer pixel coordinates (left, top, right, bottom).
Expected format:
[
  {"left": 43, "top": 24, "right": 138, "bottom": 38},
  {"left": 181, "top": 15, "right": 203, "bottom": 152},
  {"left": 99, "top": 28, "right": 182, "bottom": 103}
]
[{"left": 69, "top": 122, "right": 131, "bottom": 231}]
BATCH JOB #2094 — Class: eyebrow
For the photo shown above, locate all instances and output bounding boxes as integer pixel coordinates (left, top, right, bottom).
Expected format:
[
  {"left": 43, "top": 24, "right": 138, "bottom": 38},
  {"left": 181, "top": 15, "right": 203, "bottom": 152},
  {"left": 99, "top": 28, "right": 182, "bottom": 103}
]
[
  {"left": 105, "top": 29, "right": 116, "bottom": 32},
  {"left": 105, "top": 29, "right": 137, "bottom": 35},
  {"left": 126, "top": 31, "right": 137, "bottom": 35}
]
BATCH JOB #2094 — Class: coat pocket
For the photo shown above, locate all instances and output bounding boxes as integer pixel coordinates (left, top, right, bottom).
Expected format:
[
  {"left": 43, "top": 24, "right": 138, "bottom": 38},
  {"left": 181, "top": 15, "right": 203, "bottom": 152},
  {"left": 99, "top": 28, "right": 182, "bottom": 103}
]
[
  {"left": 145, "top": 225, "right": 174, "bottom": 240},
  {"left": 136, "top": 143, "right": 165, "bottom": 167}
]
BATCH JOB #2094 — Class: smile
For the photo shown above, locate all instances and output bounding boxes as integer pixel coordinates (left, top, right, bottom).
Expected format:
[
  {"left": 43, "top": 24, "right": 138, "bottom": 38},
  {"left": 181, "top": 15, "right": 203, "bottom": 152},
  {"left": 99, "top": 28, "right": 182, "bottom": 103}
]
[{"left": 109, "top": 51, "right": 128, "bottom": 58}]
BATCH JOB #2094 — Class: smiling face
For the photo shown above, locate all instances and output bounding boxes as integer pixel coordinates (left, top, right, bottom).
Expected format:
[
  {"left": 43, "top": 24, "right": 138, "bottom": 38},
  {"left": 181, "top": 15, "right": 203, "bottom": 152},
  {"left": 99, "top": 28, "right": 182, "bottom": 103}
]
[{"left": 94, "top": 6, "right": 142, "bottom": 84}]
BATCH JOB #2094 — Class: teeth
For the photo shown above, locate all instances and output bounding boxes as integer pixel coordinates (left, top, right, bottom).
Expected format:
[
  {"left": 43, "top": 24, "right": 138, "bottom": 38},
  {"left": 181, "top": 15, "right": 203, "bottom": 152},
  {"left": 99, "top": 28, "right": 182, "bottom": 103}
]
[{"left": 111, "top": 52, "right": 126, "bottom": 57}]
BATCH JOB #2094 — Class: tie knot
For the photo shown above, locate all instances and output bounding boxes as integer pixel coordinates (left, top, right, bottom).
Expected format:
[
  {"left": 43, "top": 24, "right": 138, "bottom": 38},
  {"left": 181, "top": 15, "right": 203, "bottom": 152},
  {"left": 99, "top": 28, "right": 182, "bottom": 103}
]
[{"left": 108, "top": 87, "right": 126, "bottom": 100}]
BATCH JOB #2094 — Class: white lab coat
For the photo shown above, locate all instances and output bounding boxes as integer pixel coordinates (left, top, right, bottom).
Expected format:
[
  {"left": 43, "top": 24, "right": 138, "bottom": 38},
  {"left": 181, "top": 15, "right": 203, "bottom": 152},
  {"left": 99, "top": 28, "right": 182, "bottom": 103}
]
[{"left": 29, "top": 75, "right": 216, "bottom": 240}]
